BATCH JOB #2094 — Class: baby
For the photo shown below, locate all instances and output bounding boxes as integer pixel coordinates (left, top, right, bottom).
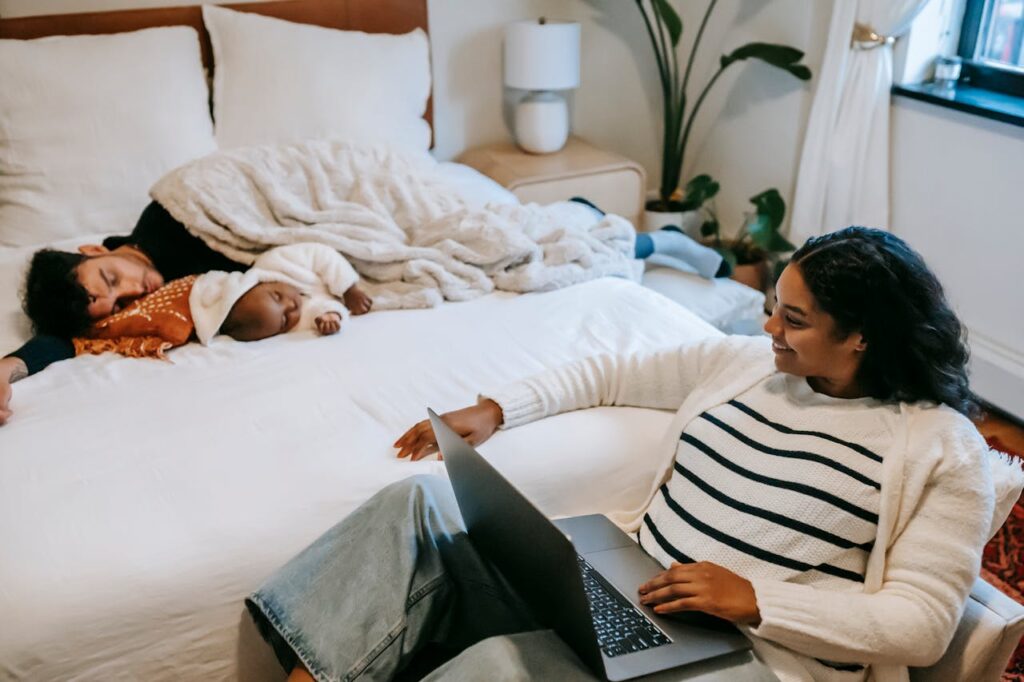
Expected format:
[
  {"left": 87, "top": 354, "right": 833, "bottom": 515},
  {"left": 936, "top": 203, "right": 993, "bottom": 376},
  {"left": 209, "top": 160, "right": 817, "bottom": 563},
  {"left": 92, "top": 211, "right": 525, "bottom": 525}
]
[{"left": 190, "top": 243, "right": 372, "bottom": 344}]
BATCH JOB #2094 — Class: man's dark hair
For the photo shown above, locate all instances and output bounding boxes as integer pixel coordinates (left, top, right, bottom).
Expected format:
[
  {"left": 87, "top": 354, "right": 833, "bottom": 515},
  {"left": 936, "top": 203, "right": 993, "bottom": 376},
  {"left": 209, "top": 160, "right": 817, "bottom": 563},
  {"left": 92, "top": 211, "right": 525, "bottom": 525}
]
[
  {"left": 791, "top": 226, "right": 975, "bottom": 416},
  {"left": 21, "top": 249, "right": 92, "bottom": 338}
]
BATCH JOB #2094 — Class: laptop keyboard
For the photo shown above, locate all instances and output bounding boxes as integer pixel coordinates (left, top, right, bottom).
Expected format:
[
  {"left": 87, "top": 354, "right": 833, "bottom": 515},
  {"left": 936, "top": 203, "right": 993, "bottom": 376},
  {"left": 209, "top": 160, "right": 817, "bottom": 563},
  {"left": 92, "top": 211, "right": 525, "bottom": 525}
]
[{"left": 577, "top": 556, "right": 672, "bottom": 658}]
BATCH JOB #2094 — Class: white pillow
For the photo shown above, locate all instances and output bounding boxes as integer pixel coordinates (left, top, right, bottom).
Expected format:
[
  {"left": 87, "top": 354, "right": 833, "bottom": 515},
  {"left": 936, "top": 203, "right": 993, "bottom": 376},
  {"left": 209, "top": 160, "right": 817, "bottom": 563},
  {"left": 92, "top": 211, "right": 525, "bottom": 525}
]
[
  {"left": 0, "top": 27, "right": 216, "bottom": 248},
  {"left": 203, "top": 5, "right": 431, "bottom": 152},
  {"left": 642, "top": 264, "right": 766, "bottom": 333}
]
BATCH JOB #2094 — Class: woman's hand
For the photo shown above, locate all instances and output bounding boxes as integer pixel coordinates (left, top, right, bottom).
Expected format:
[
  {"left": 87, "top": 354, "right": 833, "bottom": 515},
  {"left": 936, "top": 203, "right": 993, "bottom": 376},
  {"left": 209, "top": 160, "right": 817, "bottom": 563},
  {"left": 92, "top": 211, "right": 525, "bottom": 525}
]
[
  {"left": 394, "top": 398, "right": 504, "bottom": 461},
  {"left": 638, "top": 561, "right": 761, "bottom": 625}
]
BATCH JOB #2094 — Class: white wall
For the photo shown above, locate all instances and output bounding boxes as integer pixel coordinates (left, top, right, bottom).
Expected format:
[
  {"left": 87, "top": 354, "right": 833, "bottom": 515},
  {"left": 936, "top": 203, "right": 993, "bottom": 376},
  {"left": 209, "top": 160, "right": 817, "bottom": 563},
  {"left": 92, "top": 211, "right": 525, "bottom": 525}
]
[
  {"left": 0, "top": 0, "right": 827, "bottom": 235},
  {"left": 431, "top": 0, "right": 829, "bottom": 235},
  {"left": 891, "top": 99, "right": 1024, "bottom": 417}
]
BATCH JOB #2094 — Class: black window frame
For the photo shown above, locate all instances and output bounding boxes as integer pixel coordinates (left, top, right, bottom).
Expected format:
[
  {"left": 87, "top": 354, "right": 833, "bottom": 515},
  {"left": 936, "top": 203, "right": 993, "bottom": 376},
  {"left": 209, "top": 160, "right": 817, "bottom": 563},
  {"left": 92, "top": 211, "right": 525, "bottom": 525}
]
[{"left": 958, "top": 0, "right": 1024, "bottom": 98}]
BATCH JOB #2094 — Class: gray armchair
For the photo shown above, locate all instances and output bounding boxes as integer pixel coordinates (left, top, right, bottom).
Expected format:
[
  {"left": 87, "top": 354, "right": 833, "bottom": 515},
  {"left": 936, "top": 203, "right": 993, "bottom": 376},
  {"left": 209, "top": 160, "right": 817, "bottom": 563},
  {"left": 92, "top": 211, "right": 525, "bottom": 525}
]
[{"left": 913, "top": 577, "right": 1024, "bottom": 681}]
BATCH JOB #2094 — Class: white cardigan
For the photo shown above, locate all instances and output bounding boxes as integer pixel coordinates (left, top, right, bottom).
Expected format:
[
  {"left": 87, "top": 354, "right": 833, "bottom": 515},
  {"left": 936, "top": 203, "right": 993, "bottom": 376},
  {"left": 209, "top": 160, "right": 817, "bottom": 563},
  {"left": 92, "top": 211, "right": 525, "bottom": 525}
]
[{"left": 486, "top": 335, "right": 1024, "bottom": 682}]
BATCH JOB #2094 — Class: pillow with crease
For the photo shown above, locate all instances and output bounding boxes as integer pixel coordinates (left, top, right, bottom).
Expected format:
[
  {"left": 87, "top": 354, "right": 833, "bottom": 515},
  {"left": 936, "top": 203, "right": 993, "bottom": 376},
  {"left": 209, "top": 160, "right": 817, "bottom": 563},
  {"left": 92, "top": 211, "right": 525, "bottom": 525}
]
[
  {"left": 0, "top": 27, "right": 215, "bottom": 247},
  {"left": 203, "top": 5, "right": 431, "bottom": 151}
]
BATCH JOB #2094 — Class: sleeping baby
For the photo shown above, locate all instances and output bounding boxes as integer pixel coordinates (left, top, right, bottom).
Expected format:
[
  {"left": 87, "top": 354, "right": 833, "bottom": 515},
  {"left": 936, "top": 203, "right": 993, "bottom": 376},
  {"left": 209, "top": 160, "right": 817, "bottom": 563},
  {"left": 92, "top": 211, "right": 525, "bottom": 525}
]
[{"left": 190, "top": 243, "right": 372, "bottom": 344}]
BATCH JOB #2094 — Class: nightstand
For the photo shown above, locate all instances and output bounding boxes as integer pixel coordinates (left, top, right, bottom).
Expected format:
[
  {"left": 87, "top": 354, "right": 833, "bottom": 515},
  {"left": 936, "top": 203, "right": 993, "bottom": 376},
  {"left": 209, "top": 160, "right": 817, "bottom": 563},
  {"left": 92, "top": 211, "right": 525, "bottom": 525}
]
[{"left": 457, "top": 137, "right": 646, "bottom": 228}]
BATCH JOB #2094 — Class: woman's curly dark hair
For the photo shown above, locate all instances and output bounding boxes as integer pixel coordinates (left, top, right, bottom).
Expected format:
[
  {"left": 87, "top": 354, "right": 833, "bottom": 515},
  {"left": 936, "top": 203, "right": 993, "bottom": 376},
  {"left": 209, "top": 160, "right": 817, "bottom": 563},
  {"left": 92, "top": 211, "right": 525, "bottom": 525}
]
[{"left": 791, "top": 226, "right": 975, "bottom": 416}]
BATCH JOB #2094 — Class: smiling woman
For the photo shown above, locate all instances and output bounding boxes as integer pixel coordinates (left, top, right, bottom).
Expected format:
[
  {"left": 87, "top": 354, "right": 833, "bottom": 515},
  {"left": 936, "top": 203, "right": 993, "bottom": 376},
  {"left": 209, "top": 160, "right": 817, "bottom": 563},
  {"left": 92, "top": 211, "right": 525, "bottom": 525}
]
[
  {"left": 765, "top": 265, "right": 867, "bottom": 401},
  {"left": 248, "top": 226, "right": 1021, "bottom": 682}
]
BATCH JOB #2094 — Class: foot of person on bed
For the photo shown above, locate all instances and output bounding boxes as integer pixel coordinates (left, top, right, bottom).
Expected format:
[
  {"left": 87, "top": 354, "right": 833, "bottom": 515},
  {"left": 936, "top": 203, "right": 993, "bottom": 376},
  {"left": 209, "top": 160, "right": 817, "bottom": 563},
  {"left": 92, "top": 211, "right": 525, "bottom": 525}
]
[{"left": 344, "top": 285, "right": 372, "bottom": 315}]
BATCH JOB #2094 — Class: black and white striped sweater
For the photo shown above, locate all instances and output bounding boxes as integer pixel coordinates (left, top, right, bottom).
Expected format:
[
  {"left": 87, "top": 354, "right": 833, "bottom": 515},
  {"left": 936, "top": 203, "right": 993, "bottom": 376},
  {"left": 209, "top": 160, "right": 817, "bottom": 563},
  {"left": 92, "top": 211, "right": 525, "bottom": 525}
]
[{"left": 640, "top": 373, "right": 892, "bottom": 591}]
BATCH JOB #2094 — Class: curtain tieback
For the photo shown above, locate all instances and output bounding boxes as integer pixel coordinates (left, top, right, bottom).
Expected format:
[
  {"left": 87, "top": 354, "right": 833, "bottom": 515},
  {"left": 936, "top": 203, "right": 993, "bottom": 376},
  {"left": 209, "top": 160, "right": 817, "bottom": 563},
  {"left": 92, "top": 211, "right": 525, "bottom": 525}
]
[{"left": 851, "top": 23, "right": 895, "bottom": 50}]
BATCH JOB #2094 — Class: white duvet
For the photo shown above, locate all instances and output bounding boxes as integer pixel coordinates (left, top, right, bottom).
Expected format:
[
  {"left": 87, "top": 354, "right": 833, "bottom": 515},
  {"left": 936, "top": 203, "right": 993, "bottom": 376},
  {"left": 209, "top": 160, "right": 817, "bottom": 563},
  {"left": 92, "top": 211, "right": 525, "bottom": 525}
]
[{"left": 0, "top": 167, "right": 721, "bottom": 681}]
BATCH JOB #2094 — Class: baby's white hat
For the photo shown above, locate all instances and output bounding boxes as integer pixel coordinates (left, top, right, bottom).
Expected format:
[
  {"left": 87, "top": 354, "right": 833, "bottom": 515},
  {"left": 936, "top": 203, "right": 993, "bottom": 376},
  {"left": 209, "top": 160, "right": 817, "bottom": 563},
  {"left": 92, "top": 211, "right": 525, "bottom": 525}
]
[{"left": 190, "top": 269, "right": 266, "bottom": 345}]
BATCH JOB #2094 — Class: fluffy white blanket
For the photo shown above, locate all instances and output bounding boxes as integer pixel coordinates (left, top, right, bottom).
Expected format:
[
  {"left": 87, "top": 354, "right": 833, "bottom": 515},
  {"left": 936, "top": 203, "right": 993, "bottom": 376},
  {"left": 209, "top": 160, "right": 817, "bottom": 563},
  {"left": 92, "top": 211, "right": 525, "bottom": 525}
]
[{"left": 151, "top": 140, "right": 640, "bottom": 309}]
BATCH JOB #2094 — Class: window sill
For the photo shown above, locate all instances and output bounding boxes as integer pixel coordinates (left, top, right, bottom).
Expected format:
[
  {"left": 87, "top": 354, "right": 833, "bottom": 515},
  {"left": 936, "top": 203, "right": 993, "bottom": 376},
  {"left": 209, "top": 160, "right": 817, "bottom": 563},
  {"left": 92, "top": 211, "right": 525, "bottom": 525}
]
[{"left": 892, "top": 83, "right": 1024, "bottom": 128}]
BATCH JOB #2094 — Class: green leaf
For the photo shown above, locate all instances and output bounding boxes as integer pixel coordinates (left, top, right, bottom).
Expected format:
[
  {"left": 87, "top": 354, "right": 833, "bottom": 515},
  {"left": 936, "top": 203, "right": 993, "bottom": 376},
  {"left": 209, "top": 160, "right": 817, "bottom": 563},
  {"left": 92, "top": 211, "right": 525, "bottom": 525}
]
[
  {"left": 680, "top": 174, "right": 720, "bottom": 211},
  {"left": 723, "top": 42, "right": 803, "bottom": 66},
  {"left": 746, "top": 189, "right": 795, "bottom": 254},
  {"left": 745, "top": 214, "right": 771, "bottom": 251},
  {"left": 766, "top": 231, "right": 797, "bottom": 253},
  {"left": 700, "top": 218, "right": 720, "bottom": 238},
  {"left": 720, "top": 43, "right": 812, "bottom": 80},
  {"left": 747, "top": 218, "right": 796, "bottom": 253},
  {"left": 750, "top": 189, "right": 785, "bottom": 230},
  {"left": 785, "top": 64, "right": 813, "bottom": 81},
  {"left": 651, "top": 0, "right": 683, "bottom": 47}
]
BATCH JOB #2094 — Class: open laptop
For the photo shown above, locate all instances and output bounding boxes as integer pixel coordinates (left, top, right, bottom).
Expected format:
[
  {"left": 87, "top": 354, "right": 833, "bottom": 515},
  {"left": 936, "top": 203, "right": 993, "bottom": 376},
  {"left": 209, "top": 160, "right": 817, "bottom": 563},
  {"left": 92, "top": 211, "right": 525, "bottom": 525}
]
[{"left": 428, "top": 409, "right": 751, "bottom": 681}]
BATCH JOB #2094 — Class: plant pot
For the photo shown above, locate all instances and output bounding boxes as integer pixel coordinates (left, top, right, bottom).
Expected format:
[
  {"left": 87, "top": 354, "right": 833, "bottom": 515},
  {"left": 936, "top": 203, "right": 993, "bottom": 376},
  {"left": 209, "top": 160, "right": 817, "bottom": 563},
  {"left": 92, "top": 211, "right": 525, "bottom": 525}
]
[
  {"left": 731, "top": 260, "right": 769, "bottom": 293},
  {"left": 642, "top": 206, "right": 702, "bottom": 238}
]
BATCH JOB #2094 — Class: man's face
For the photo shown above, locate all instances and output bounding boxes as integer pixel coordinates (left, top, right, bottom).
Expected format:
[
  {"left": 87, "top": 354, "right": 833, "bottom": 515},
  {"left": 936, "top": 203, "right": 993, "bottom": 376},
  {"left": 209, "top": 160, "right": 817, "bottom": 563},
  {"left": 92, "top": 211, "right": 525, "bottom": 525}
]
[{"left": 75, "top": 245, "right": 164, "bottom": 320}]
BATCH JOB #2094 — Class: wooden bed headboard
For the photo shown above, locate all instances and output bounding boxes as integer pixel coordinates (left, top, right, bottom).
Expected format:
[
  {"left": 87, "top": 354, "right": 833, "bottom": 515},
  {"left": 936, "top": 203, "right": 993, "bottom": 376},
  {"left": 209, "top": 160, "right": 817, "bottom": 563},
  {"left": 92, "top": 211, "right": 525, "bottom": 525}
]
[{"left": 0, "top": 0, "right": 433, "bottom": 134}]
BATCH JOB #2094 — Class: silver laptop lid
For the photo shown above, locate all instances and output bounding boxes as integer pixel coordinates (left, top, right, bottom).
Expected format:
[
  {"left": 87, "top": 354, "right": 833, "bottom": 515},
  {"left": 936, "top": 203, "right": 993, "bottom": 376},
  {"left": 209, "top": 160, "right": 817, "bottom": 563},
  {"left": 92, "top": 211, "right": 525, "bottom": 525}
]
[{"left": 429, "top": 409, "right": 606, "bottom": 677}]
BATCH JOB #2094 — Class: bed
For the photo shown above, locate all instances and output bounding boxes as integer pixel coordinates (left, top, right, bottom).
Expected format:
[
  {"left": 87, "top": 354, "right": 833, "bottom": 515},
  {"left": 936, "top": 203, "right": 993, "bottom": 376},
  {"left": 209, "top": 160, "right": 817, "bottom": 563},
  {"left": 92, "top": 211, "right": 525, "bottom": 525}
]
[
  {"left": 0, "top": 260, "right": 717, "bottom": 680},
  {"left": 0, "top": 2, "right": 724, "bottom": 678},
  {"left": 3, "top": 3, "right": 1021, "bottom": 682}
]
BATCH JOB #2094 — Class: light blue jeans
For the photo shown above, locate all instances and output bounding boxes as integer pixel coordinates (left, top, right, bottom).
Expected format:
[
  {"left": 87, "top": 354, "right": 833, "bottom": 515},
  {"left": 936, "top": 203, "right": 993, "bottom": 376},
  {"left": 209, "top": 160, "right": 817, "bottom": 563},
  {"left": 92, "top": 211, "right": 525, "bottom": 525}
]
[{"left": 246, "top": 475, "right": 775, "bottom": 682}]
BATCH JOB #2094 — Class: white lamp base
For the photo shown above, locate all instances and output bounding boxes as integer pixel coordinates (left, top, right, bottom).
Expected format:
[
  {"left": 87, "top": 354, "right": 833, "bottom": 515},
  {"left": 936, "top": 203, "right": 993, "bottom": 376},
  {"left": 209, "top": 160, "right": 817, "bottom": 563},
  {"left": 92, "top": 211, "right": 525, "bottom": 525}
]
[{"left": 514, "top": 91, "right": 569, "bottom": 154}]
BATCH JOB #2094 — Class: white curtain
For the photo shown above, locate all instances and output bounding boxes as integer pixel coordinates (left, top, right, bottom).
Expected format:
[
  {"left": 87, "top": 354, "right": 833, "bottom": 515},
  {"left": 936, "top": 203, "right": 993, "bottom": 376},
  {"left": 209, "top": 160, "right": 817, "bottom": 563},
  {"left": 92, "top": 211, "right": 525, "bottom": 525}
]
[{"left": 789, "top": 0, "right": 934, "bottom": 244}]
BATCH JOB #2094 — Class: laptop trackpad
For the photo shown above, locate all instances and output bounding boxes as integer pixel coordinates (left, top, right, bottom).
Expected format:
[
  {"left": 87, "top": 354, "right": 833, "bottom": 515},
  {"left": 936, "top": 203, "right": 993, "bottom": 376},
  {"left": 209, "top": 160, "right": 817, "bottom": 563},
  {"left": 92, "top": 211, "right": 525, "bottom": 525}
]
[{"left": 583, "top": 544, "right": 664, "bottom": 604}]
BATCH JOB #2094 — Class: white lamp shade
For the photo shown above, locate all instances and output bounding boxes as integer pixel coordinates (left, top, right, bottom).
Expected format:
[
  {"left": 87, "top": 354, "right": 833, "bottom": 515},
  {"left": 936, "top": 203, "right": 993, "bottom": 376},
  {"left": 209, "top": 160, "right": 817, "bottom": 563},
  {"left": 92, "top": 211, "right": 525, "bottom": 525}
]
[{"left": 504, "top": 19, "right": 580, "bottom": 91}]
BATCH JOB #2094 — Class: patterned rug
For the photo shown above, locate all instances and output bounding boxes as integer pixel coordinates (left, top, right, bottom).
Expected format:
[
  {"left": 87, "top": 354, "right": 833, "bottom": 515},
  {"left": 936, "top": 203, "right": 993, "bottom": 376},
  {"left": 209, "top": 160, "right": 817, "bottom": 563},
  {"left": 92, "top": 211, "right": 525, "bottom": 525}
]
[{"left": 984, "top": 435, "right": 1024, "bottom": 681}]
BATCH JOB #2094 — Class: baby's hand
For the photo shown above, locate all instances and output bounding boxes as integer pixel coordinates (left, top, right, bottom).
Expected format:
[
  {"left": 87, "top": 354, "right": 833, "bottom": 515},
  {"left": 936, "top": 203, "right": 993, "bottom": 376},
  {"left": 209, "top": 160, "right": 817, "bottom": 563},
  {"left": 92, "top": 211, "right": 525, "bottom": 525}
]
[
  {"left": 343, "top": 285, "right": 373, "bottom": 316},
  {"left": 315, "top": 312, "right": 343, "bottom": 336}
]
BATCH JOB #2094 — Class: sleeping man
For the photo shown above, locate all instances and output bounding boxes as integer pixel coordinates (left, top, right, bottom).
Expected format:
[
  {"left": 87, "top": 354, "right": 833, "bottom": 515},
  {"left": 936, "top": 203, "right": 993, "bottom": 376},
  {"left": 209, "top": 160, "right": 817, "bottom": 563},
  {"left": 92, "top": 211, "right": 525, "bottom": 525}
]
[
  {"left": 0, "top": 201, "right": 372, "bottom": 424},
  {"left": 0, "top": 198, "right": 719, "bottom": 425}
]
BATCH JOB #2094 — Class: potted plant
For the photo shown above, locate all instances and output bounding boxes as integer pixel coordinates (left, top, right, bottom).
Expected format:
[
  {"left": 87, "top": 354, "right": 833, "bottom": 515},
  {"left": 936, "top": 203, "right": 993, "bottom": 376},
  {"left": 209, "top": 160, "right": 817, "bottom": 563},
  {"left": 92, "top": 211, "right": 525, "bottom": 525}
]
[
  {"left": 636, "top": 0, "right": 812, "bottom": 236},
  {"left": 681, "top": 174, "right": 795, "bottom": 292}
]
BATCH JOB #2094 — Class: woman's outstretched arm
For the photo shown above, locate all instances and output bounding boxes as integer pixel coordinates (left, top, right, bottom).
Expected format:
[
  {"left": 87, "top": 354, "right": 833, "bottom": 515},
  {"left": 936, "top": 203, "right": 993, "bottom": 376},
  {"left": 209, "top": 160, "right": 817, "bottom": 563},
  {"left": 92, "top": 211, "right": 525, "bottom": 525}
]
[{"left": 395, "top": 334, "right": 765, "bottom": 461}]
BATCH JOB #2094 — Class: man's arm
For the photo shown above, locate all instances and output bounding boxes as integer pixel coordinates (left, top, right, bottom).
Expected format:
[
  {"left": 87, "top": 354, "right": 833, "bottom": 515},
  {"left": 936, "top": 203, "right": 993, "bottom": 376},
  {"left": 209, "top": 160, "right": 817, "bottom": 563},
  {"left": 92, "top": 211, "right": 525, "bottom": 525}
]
[
  {"left": 1, "top": 335, "right": 76, "bottom": 426},
  {"left": 0, "top": 356, "right": 27, "bottom": 426}
]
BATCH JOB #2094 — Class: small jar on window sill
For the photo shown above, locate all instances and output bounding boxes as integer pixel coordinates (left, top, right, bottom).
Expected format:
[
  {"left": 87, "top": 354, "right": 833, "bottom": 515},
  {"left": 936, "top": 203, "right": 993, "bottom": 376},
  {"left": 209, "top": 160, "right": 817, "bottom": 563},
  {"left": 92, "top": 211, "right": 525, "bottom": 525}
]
[{"left": 932, "top": 55, "right": 962, "bottom": 91}]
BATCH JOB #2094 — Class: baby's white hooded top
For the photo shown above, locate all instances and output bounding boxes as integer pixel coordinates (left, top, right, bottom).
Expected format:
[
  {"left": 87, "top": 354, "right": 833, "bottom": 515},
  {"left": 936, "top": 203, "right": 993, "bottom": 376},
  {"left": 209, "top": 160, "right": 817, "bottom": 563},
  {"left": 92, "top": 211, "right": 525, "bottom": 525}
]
[{"left": 190, "top": 243, "right": 359, "bottom": 344}]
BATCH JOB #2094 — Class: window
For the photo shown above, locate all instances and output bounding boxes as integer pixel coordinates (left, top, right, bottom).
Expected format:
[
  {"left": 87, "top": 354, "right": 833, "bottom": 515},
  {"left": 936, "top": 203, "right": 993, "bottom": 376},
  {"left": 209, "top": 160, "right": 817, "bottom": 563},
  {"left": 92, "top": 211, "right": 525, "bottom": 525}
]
[{"left": 959, "top": 0, "right": 1024, "bottom": 96}]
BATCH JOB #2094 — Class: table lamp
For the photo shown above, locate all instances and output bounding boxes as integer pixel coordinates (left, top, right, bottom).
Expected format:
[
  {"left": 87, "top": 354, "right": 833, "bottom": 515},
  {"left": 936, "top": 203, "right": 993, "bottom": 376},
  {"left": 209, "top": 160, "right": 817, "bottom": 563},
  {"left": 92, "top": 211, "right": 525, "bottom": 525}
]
[{"left": 504, "top": 18, "right": 580, "bottom": 154}]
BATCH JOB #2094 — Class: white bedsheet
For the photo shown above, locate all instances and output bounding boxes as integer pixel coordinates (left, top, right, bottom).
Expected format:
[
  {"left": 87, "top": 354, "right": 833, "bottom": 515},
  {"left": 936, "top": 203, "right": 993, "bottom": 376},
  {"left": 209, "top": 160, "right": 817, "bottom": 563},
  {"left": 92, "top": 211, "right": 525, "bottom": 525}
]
[{"left": 0, "top": 275, "right": 720, "bottom": 680}]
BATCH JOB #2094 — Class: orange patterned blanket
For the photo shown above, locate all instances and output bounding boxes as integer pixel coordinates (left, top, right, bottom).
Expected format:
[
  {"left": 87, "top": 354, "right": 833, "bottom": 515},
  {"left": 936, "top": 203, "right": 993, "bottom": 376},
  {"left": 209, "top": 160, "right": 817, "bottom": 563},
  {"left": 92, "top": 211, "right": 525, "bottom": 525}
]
[{"left": 73, "top": 276, "right": 197, "bottom": 360}]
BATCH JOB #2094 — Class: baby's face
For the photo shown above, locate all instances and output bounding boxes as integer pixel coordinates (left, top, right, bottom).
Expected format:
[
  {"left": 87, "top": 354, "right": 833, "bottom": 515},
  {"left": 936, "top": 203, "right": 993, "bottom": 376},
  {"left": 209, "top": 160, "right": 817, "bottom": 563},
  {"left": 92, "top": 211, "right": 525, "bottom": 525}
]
[{"left": 222, "top": 281, "right": 304, "bottom": 341}]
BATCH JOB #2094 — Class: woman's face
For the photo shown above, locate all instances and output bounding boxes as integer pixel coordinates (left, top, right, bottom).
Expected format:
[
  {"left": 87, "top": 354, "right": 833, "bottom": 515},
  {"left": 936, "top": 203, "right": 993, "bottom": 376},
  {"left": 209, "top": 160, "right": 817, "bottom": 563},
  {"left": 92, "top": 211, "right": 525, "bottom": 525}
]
[{"left": 763, "top": 264, "right": 866, "bottom": 397}]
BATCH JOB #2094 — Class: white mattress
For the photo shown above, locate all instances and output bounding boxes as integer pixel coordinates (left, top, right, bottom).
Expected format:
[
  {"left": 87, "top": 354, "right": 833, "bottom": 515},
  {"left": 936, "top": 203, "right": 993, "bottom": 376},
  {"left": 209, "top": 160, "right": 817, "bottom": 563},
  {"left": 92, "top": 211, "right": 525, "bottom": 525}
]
[{"left": 0, "top": 166, "right": 722, "bottom": 681}]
